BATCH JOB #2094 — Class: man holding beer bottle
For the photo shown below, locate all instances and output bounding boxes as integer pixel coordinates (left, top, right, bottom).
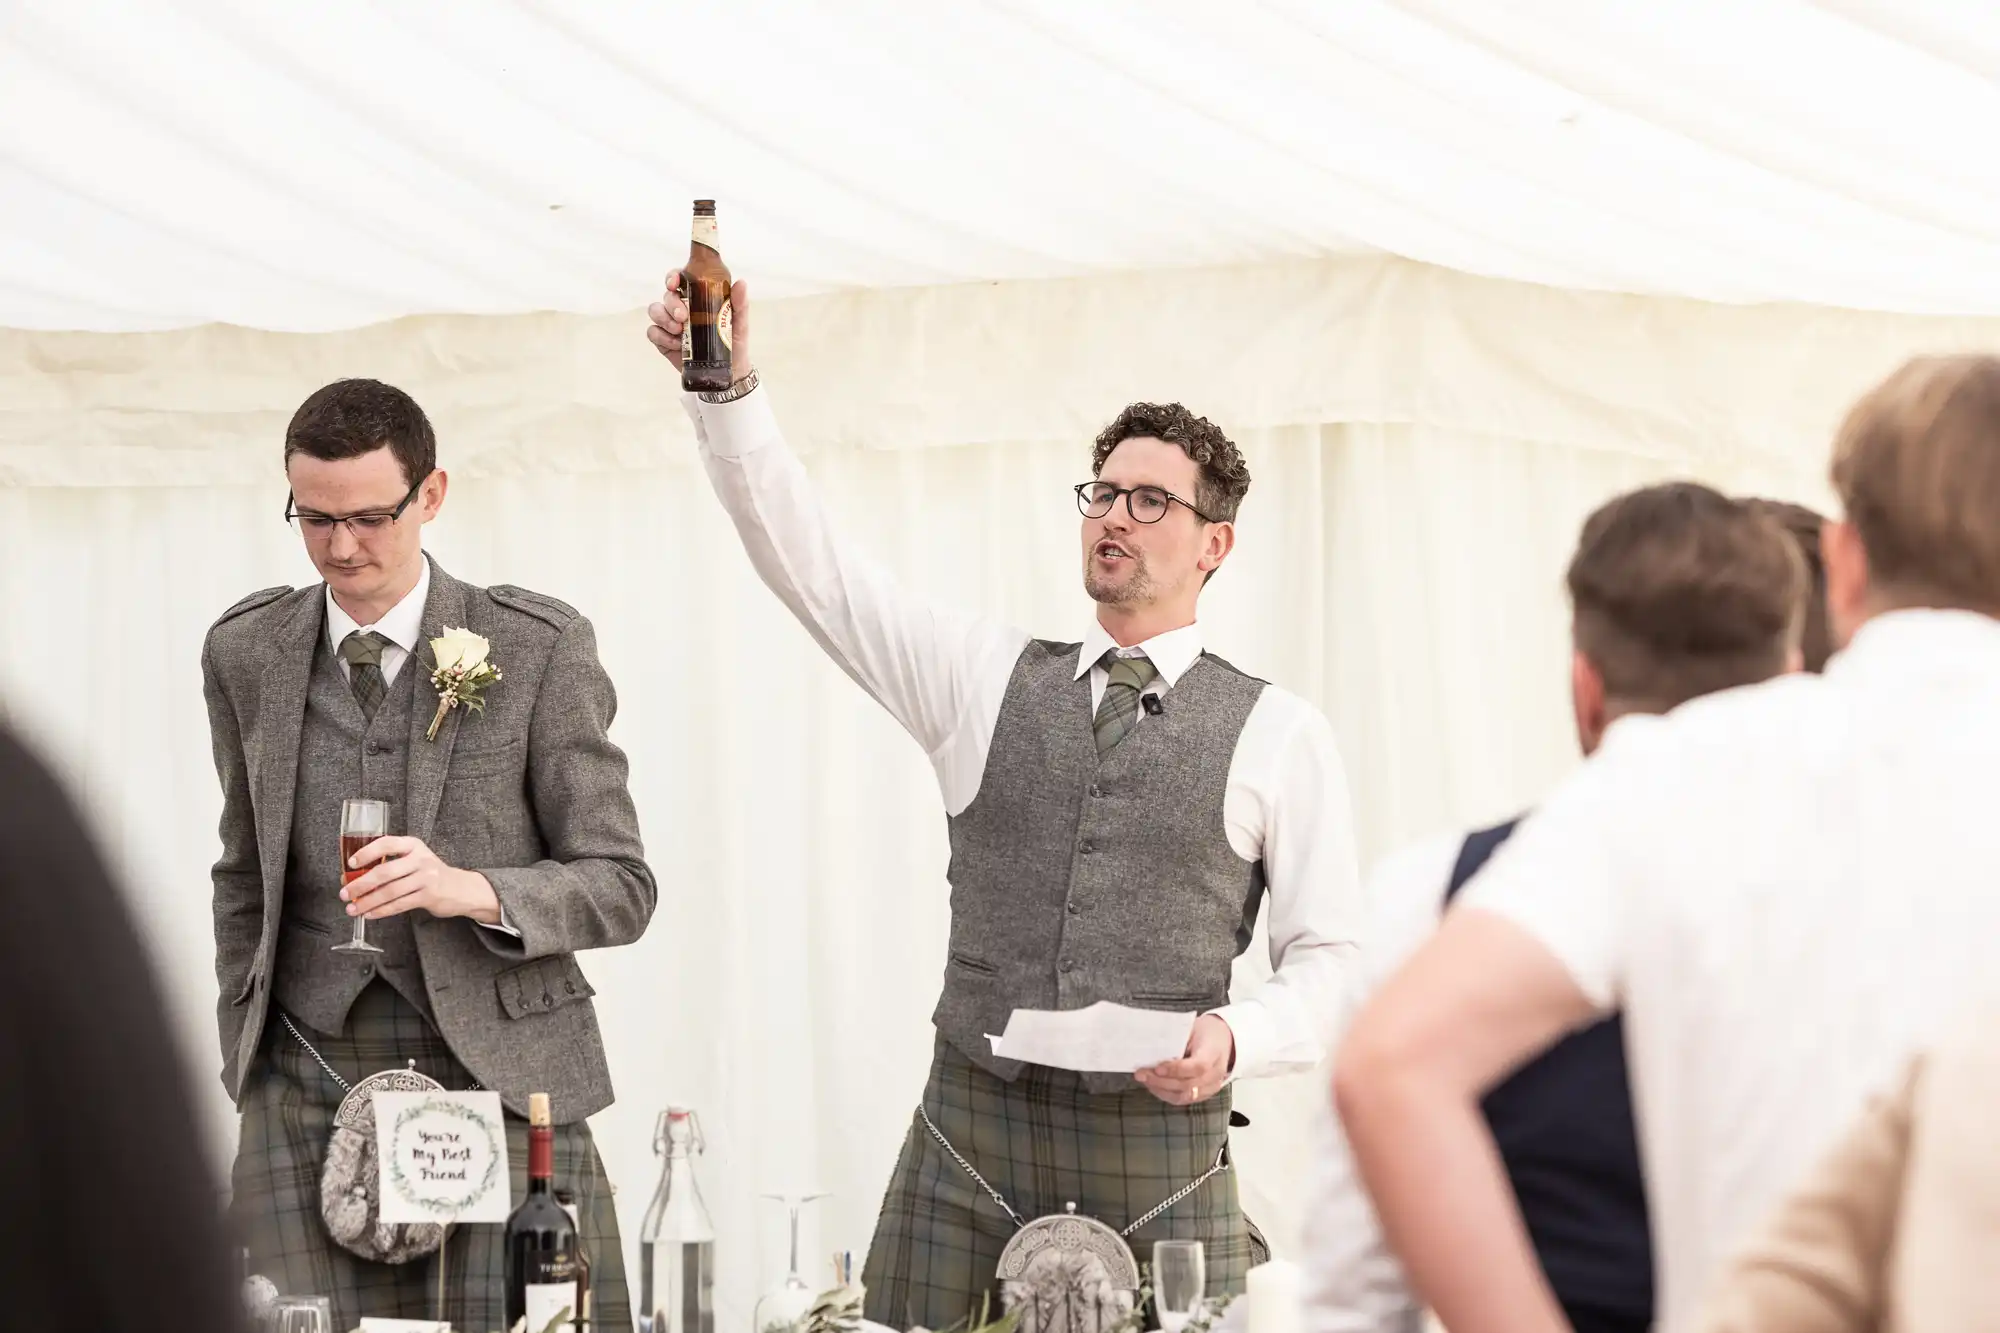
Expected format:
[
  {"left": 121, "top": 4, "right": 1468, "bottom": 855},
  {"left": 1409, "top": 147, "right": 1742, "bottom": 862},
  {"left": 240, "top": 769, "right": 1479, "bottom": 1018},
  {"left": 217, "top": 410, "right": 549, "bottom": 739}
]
[
  {"left": 202, "top": 378, "right": 655, "bottom": 1330},
  {"left": 648, "top": 254, "right": 1363, "bottom": 1326}
]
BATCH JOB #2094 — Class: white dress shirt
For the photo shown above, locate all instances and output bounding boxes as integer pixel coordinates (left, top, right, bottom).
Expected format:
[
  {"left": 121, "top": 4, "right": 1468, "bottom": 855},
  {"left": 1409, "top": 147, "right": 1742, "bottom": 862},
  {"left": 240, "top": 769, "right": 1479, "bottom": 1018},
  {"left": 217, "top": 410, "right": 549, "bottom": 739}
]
[
  {"left": 324, "top": 556, "right": 430, "bottom": 684},
  {"left": 323, "top": 557, "right": 516, "bottom": 936},
  {"left": 1303, "top": 832, "right": 1461, "bottom": 1333},
  {"left": 1457, "top": 610, "right": 2000, "bottom": 1329},
  {"left": 682, "top": 387, "right": 1364, "bottom": 1080}
]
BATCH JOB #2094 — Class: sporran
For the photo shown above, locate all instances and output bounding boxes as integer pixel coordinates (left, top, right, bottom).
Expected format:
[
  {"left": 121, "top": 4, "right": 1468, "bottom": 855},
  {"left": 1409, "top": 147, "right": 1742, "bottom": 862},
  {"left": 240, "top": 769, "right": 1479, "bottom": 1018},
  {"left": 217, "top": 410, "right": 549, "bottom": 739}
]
[
  {"left": 917, "top": 1105, "right": 1229, "bottom": 1333},
  {"left": 284, "top": 1013, "right": 452, "bottom": 1264}
]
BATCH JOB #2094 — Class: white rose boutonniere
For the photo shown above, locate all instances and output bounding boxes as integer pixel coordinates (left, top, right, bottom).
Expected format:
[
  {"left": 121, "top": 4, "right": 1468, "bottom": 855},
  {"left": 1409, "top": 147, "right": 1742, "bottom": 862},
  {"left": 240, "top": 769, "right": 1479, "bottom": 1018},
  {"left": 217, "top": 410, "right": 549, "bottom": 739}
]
[{"left": 425, "top": 627, "right": 502, "bottom": 741}]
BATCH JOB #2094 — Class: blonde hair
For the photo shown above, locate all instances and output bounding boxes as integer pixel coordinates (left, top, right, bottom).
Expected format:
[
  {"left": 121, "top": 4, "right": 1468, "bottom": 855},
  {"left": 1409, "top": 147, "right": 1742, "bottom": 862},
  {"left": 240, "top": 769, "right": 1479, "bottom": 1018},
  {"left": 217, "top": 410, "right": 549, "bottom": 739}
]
[{"left": 1831, "top": 355, "right": 2000, "bottom": 612}]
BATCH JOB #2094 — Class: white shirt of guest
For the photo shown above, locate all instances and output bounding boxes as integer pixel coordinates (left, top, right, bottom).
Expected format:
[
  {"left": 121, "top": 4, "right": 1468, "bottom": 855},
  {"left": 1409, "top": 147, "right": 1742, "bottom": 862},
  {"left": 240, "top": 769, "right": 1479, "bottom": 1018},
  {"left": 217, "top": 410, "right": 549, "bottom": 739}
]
[
  {"left": 1302, "top": 831, "right": 1463, "bottom": 1333},
  {"left": 680, "top": 388, "right": 1365, "bottom": 1080},
  {"left": 324, "top": 557, "right": 430, "bottom": 687},
  {"left": 1457, "top": 610, "right": 2000, "bottom": 1330}
]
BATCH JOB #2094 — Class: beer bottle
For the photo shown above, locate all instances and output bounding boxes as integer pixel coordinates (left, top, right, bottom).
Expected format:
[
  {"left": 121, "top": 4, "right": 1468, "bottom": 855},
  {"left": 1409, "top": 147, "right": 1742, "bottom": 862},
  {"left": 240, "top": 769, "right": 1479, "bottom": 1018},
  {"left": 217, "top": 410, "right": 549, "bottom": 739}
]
[{"left": 679, "top": 200, "right": 734, "bottom": 393}]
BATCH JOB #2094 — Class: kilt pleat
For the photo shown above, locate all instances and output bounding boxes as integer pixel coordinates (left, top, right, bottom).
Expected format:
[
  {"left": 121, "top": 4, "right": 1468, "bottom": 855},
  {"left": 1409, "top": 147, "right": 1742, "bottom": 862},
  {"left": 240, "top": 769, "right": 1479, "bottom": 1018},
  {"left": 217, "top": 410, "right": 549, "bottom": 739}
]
[
  {"left": 230, "top": 981, "right": 630, "bottom": 1332},
  {"left": 861, "top": 1039, "right": 1265, "bottom": 1331}
]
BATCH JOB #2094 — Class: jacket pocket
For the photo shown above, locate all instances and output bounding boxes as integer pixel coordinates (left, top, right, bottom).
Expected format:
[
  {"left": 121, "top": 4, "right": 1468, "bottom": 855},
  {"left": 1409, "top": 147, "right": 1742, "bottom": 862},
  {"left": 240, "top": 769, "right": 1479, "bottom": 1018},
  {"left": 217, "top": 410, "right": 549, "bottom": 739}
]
[
  {"left": 1129, "top": 989, "right": 1214, "bottom": 1009},
  {"left": 450, "top": 735, "right": 523, "bottom": 781},
  {"left": 948, "top": 950, "right": 997, "bottom": 976},
  {"left": 496, "top": 955, "right": 596, "bottom": 1019}
]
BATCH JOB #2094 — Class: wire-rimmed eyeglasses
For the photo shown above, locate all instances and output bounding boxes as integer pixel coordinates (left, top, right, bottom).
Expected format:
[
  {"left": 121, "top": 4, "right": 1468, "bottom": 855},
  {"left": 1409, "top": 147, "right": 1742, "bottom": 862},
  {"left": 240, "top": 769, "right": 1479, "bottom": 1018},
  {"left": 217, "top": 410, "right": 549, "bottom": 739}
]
[
  {"left": 285, "top": 476, "right": 426, "bottom": 538},
  {"left": 1074, "top": 480, "right": 1218, "bottom": 525}
]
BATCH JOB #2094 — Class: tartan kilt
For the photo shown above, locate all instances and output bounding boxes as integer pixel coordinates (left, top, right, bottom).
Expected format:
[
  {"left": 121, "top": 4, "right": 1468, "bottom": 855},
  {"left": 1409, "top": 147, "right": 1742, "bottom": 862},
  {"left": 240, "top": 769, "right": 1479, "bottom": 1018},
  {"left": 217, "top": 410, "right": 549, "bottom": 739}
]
[
  {"left": 861, "top": 1038, "right": 1267, "bottom": 1331},
  {"left": 229, "top": 980, "right": 630, "bottom": 1333}
]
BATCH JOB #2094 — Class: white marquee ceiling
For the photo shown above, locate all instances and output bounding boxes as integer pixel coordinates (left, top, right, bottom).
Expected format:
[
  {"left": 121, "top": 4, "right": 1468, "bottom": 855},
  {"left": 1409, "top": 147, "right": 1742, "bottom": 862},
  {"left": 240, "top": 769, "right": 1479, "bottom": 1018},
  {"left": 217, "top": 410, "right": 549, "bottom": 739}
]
[{"left": 5, "top": 0, "right": 2000, "bottom": 332}]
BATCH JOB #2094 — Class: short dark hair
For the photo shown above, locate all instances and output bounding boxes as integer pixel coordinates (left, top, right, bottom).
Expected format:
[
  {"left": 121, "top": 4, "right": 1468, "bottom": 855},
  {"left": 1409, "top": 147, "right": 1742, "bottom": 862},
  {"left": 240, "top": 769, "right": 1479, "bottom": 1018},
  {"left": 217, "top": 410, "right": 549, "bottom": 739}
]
[
  {"left": 283, "top": 379, "right": 437, "bottom": 489},
  {"left": 1742, "top": 497, "right": 1832, "bottom": 672},
  {"left": 1568, "top": 482, "right": 1804, "bottom": 711},
  {"left": 1091, "top": 402, "right": 1251, "bottom": 523}
]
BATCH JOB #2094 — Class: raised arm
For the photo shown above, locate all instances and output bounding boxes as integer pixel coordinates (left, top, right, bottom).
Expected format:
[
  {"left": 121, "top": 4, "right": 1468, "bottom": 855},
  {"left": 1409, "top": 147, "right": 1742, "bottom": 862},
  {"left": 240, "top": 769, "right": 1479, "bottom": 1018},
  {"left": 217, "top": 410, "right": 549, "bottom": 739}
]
[{"left": 649, "top": 275, "right": 1028, "bottom": 762}]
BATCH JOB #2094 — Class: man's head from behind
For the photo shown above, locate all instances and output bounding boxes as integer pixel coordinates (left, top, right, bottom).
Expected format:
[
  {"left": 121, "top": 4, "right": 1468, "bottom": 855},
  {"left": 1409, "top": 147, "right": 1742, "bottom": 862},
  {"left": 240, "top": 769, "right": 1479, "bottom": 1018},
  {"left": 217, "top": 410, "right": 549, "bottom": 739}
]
[
  {"left": 1081, "top": 403, "right": 1249, "bottom": 622},
  {"left": 1825, "top": 354, "right": 2000, "bottom": 644},
  {"left": 284, "top": 378, "right": 446, "bottom": 611},
  {"left": 1742, "top": 498, "right": 1832, "bottom": 672},
  {"left": 1567, "top": 482, "right": 1805, "bottom": 754}
]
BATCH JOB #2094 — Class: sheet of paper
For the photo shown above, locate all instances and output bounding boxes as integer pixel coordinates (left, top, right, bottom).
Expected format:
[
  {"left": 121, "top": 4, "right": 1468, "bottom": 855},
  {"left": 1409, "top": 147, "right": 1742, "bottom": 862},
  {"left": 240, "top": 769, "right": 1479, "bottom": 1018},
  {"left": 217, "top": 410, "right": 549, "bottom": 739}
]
[
  {"left": 374, "top": 1089, "right": 512, "bottom": 1225},
  {"left": 986, "top": 1001, "right": 1195, "bottom": 1072}
]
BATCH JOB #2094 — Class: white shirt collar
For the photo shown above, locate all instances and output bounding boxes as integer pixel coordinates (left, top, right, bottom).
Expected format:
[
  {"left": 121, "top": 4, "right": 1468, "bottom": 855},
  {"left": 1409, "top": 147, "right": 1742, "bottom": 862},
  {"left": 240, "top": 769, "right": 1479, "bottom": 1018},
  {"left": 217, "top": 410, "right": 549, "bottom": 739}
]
[
  {"left": 325, "top": 557, "right": 432, "bottom": 658},
  {"left": 1830, "top": 607, "right": 2000, "bottom": 682},
  {"left": 1073, "top": 619, "right": 1205, "bottom": 687}
]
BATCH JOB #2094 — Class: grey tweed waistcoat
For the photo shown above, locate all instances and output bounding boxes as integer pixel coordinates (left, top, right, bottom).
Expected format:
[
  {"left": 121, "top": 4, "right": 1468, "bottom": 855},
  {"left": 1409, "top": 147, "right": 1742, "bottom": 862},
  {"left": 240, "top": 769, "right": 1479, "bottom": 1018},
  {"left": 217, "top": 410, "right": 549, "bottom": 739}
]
[
  {"left": 934, "top": 639, "right": 1267, "bottom": 1094},
  {"left": 272, "top": 637, "right": 428, "bottom": 1033}
]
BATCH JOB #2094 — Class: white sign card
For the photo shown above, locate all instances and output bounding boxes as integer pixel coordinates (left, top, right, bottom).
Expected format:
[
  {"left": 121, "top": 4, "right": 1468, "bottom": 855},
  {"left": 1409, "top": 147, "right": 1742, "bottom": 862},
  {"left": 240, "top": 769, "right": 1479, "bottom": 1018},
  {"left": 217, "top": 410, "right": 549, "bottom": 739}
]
[{"left": 374, "top": 1090, "right": 512, "bottom": 1225}]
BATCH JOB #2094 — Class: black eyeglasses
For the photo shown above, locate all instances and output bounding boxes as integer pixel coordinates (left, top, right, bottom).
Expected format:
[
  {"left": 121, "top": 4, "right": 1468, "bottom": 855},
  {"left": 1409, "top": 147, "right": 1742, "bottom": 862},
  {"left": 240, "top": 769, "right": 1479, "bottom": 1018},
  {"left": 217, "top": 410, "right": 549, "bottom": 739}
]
[
  {"left": 285, "top": 476, "right": 426, "bottom": 537},
  {"left": 1074, "top": 480, "right": 1219, "bottom": 525}
]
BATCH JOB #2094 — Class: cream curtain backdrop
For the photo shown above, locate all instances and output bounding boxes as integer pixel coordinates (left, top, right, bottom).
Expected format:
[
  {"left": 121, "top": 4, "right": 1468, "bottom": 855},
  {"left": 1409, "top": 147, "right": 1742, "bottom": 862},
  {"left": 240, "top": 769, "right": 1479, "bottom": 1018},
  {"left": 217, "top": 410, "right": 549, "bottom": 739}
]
[{"left": 7, "top": 257, "right": 2000, "bottom": 1329}]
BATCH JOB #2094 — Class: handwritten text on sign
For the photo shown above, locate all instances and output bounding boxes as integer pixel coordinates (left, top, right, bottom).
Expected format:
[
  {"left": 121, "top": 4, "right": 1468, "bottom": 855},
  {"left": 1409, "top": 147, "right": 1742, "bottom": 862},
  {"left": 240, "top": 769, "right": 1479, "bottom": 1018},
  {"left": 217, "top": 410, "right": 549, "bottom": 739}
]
[{"left": 374, "top": 1090, "right": 511, "bottom": 1224}]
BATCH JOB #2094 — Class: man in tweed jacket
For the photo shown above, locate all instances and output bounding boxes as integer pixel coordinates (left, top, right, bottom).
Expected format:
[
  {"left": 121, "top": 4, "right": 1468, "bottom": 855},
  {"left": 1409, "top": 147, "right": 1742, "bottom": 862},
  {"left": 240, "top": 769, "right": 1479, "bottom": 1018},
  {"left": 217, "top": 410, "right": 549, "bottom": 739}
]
[
  {"left": 648, "top": 278, "right": 1362, "bottom": 1327},
  {"left": 205, "top": 377, "right": 655, "bottom": 1329}
]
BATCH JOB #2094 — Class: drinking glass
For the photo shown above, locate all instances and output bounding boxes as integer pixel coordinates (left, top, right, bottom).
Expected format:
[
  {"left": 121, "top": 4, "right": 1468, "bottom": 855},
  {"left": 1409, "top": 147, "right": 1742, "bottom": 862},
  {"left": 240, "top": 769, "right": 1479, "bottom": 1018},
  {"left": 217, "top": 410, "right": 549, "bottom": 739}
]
[
  {"left": 268, "top": 1294, "right": 333, "bottom": 1333},
  {"left": 331, "top": 797, "right": 387, "bottom": 955},
  {"left": 1152, "top": 1239, "right": 1205, "bottom": 1332}
]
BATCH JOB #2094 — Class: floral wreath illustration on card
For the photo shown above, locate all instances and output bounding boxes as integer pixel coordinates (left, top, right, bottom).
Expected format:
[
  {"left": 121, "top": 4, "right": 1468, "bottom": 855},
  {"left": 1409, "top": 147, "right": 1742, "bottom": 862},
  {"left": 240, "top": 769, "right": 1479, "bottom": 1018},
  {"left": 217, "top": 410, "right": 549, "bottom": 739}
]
[{"left": 385, "top": 1097, "right": 505, "bottom": 1218}]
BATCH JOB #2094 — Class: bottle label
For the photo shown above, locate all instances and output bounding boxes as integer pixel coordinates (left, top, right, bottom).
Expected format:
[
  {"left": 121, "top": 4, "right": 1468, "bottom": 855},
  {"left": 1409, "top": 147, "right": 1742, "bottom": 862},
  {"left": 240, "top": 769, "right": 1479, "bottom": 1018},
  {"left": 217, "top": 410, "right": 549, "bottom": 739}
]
[
  {"left": 691, "top": 214, "right": 720, "bottom": 251},
  {"left": 680, "top": 289, "right": 732, "bottom": 363},
  {"left": 525, "top": 1280, "right": 578, "bottom": 1332}
]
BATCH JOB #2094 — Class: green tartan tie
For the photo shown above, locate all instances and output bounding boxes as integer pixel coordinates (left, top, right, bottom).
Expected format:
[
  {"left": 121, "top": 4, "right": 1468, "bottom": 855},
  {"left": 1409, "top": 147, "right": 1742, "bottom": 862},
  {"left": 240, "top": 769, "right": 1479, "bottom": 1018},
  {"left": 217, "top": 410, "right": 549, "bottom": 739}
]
[
  {"left": 338, "top": 630, "right": 391, "bottom": 721},
  {"left": 1092, "top": 650, "right": 1159, "bottom": 757}
]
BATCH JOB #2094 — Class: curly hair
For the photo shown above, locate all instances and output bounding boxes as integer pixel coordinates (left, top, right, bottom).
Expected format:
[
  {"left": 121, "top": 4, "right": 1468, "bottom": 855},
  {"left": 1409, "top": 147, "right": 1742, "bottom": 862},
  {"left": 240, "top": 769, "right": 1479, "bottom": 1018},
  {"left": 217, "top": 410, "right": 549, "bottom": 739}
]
[{"left": 1091, "top": 402, "right": 1251, "bottom": 522}]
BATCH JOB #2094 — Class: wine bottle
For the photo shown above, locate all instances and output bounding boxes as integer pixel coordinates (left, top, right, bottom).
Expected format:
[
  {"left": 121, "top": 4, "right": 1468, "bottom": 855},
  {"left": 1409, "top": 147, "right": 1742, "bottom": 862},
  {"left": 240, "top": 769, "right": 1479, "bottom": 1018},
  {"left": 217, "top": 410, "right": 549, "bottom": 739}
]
[{"left": 507, "top": 1092, "right": 581, "bottom": 1333}]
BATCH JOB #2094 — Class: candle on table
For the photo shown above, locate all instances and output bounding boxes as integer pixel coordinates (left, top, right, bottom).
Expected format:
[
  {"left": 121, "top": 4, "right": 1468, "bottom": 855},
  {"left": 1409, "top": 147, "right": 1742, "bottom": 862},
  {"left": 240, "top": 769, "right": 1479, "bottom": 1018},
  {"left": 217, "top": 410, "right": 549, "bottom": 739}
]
[{"left": 1244, "top": 1257, "right": 1302, "bottom": 1333}]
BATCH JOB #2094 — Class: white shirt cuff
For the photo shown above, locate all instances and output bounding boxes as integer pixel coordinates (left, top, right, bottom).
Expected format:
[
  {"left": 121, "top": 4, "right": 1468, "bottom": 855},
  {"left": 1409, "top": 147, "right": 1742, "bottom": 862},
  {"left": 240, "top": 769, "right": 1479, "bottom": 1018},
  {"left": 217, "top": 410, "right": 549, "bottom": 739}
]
[
  {"left": 680, "top": 384, "right": 781, "bottom": 460},
  {"left": 476, "top": 905, "right": 522, "bottom": 938},
  {"left": 1205, "top": 1001, "right": 1277, "bottom": 1084}
]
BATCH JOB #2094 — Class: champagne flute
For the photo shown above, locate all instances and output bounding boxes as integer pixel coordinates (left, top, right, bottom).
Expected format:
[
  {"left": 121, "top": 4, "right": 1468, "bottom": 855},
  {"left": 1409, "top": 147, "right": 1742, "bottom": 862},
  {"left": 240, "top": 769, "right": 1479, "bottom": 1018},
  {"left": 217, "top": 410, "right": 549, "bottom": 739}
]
[
  {"left": 331, "top": 797, "right": 387, "bottom": 955},
  {"left": 1152, "top": 1239, "right": 1205, "bottom": 1333}
]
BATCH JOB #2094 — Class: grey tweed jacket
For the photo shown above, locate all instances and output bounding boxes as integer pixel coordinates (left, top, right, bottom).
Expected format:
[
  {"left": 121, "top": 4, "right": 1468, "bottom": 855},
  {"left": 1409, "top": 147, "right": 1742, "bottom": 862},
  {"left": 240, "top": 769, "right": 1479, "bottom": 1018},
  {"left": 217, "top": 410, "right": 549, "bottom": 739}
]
[{"left": 202, "top": 555, "right": 656, "bottom": 1121}]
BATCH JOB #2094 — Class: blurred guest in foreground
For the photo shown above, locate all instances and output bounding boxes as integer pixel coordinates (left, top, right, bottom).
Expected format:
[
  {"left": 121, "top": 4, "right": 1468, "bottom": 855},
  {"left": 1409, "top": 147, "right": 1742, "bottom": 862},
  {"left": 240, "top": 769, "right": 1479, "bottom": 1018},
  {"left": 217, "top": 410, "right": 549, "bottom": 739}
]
[{"left": 0, "top": 723, "right": 243, "bottom": 1332}]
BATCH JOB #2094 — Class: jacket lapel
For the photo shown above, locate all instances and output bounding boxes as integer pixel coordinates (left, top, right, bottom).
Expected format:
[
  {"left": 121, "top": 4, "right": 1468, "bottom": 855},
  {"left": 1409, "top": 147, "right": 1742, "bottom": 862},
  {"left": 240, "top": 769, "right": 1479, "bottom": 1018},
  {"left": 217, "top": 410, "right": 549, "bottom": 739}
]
[
  {"left": 255, "top": 592, "right": 324, "bottom": 916},
  {"left": 405, "top": 557, "right": 468, "bottom": 845}
]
